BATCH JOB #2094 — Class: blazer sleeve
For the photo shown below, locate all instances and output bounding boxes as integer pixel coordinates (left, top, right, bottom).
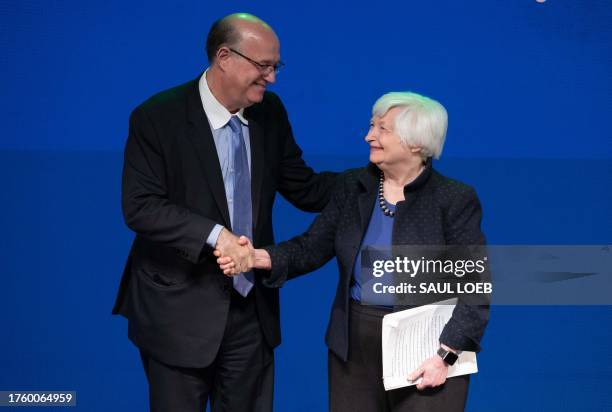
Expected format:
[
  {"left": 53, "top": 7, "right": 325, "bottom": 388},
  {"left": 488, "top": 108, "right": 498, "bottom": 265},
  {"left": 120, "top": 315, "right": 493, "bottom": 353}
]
[
  {"left": 261, "top": 174, "right": 346, "bottom": 288},
  {"left": 273, "top": 96, "right": 337, "bottom": 213},
  {"left": 121, "top": 106, "right": 218, "bottom": 264},
  {"left": 439, "top": 186, "right": 491, "bottom": 352}
]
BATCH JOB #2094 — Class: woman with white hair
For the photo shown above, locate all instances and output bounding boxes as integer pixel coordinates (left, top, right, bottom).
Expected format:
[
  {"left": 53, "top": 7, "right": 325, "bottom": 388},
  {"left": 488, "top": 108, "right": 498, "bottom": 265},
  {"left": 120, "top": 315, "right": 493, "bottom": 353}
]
[{"left": 217, "top": 92, "right": 489, "bottom": 411}]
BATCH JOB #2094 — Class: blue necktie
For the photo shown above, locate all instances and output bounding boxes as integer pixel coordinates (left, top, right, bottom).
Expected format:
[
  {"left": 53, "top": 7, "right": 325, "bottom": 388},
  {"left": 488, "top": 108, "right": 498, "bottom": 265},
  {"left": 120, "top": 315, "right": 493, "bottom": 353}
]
[{"left": 227, "top": 116, "right": 254, "bottom": 297}]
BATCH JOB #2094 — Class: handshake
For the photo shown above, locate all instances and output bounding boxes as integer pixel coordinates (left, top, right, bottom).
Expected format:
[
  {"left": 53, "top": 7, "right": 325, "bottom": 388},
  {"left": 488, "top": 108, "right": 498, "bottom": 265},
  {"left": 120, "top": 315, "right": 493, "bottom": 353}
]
[{"left": 213, "top": 228, "right": 272, "bottom": 275}]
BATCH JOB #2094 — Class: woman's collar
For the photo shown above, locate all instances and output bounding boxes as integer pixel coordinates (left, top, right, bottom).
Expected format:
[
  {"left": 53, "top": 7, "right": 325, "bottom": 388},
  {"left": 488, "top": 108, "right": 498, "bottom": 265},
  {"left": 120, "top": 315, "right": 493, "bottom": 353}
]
[{"left": 360, "top": 158, "right": 433, "bottom": 193}]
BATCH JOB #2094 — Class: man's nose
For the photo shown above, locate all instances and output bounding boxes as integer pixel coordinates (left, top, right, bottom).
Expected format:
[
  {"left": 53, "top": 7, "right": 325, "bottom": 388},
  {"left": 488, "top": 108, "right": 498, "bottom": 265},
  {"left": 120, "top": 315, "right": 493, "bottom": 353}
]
[{"left": 263, "top": 70, "right": 276, "bottom": 84}]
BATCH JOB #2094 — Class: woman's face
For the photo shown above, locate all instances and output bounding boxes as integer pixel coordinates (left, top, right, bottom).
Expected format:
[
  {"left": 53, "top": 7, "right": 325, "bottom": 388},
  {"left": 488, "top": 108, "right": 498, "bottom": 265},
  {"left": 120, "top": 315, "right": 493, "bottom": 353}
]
[{"left": 365, "top": 107, "right": 413, "bottom": 170}]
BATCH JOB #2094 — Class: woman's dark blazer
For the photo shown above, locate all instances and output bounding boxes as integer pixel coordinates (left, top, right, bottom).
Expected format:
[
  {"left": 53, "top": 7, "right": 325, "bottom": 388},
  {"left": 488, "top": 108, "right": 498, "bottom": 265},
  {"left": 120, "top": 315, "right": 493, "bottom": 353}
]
[{"left": 263, "top": 161, "right": 490, "bottom": 362}]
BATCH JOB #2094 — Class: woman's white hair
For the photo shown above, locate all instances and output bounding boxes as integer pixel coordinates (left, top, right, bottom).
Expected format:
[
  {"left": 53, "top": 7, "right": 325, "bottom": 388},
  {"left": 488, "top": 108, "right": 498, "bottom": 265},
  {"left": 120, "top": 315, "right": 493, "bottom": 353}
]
[{"left": 372, "top": 92, "right": 448, "bottom": 160}]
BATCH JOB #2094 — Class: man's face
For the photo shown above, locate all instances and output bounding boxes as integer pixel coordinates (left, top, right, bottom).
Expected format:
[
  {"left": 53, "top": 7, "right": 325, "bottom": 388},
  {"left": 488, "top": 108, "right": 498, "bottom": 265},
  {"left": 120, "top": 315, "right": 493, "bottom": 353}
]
[{"left": 224, "top": 27, "right": 280, "bottom": 110}]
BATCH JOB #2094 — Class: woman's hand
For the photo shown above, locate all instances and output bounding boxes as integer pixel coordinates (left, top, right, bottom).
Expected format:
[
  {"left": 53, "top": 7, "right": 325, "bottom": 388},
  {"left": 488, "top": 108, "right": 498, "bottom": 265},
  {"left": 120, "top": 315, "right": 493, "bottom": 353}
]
[{"left": 407, "top": 355, "right": 449, "bottom": 390}]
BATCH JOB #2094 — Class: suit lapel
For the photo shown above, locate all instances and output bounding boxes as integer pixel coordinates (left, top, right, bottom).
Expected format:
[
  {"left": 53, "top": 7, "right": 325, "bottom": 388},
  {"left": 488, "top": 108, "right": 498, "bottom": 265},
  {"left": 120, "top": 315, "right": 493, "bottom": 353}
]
[
  {"left": 357, "top": 165, "right": 378, "bottom": 234},
  {"left": 393, "top": 159, "right": 433, "bottom": 233},
  {"left": 185, "top": 80, "right": 231, "bottom": 228},
  {"left": 343, "top": 166, "right": 378, "bottom": 284},
  {"left": 245, "top": 114, "right": 265, "bottom": 234}
]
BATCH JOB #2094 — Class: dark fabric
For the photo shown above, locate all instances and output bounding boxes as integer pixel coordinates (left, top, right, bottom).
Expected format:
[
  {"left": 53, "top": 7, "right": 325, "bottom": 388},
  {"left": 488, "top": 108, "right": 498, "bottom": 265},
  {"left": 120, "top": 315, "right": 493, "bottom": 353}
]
[
  {"left": 113, "top": 76, "right": 336, "bottom": 370},
  {"left": 263, "top": 161, "right": 490, "bottom": 361},
  {"left": 140, "top": 291, "right": 274, "bottom": 412},
  {"left": 328, "top": 300, "right": 469, "bottom": 412},
  {"left": 140, "top": 350, "right": 212, "bottom": 412}
]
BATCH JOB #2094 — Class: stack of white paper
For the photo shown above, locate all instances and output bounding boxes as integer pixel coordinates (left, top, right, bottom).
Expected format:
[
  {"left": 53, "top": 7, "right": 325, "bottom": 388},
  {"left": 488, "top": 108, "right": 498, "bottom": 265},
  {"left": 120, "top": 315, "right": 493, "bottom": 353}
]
[{"left": 382, "top": 299, "right": 478, "bottom": 391}]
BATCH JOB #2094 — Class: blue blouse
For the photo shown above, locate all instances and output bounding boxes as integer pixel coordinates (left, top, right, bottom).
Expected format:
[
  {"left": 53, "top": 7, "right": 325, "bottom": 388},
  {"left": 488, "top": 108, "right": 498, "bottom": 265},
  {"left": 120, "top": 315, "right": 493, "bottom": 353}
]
[{"left": 350, "top": 199, "right": 396, "bottom": 305}]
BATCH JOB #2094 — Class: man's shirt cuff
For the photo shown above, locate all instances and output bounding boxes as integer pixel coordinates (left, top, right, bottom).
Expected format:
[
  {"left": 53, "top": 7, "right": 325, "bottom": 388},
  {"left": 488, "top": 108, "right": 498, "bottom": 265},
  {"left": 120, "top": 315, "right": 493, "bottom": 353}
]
[{"left": 206, "top": 224, "right": 224, "bottom": 248}]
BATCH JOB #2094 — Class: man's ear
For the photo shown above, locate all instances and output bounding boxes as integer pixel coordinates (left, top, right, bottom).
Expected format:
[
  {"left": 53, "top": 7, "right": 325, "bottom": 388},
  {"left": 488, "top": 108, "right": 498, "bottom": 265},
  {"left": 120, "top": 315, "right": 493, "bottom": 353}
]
[{"left": 215, "top": 46, "right": 232, "bottom": 70}]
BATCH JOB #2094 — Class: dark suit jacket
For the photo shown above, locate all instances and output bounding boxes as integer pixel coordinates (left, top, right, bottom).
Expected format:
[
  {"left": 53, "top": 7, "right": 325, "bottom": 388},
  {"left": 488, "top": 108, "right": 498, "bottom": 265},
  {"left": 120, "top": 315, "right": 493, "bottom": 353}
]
[
  {"left": 113, "top": 77, "right": 335, "bottom": 368},
  {"left": 263, "top": 162, "right": 490, "bottom": 362}
]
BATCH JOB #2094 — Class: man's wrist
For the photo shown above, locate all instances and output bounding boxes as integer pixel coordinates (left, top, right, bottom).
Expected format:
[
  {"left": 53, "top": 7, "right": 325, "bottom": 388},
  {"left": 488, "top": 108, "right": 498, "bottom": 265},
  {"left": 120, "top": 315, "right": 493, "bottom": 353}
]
[{"left": 207, "top": 225, "right": 225, "bottom": 248}]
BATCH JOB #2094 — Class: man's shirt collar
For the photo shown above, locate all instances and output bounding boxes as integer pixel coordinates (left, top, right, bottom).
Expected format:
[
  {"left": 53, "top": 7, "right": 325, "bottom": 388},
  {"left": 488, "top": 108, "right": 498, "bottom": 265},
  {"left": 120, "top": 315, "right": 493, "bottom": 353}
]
[{"left": 198, "top": 70, "right": 249, "bottom": 130}]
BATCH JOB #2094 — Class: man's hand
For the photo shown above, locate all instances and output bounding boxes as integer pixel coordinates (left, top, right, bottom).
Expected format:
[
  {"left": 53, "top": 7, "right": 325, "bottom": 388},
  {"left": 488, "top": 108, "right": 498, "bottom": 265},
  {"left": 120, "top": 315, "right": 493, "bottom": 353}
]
[
  {"left": 213, "top": 229, "right": 252, "bottom": 274},
  {"left": 407, "top": 355, "right": 449, "bottom": 390},
  {"left": 215, "top": 236, "right": 271, "bottom": 275}
]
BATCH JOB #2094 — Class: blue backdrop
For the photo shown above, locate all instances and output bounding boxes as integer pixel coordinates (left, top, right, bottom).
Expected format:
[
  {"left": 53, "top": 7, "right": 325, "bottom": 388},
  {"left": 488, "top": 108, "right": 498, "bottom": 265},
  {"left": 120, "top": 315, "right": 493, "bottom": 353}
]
[{"left": 1, "top": 1, "right": 611, "bottom": 410}]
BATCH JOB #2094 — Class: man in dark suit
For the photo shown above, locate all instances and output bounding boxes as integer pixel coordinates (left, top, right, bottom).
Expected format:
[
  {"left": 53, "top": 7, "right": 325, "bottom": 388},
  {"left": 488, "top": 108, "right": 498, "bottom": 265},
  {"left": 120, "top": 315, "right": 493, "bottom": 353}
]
[{"left": 112, "top": 13, "right": 335, "bottom": 412}]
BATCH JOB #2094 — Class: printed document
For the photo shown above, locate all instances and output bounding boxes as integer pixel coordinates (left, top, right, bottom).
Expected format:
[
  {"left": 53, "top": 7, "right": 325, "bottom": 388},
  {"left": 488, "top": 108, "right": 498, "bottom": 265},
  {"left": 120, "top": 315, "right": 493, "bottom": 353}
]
[{"left": 382, "top": 299, "right": 478, "bottom": 391}]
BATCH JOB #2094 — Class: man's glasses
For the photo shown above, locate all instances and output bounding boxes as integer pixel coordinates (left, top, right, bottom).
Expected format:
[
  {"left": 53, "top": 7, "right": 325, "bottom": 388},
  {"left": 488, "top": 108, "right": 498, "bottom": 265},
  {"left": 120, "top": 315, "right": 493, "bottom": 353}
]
[{"left": 228, "top": 48, "right": 285, "bottom": 75}]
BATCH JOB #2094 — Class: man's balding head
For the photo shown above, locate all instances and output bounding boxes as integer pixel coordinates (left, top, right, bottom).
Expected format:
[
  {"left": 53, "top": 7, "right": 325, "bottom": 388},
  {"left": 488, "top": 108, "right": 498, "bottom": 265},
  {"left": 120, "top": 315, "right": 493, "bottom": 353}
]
[
  {"left": 206, "top": 13, "right": 277, "bottom": 63},
  {"left": 205, "top": 13, "right": 281, "bottom": 111}
]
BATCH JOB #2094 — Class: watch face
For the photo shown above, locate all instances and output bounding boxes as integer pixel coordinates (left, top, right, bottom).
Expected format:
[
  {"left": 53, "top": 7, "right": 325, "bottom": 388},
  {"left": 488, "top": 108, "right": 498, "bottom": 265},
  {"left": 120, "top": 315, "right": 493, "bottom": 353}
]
[
  {"left": 444, "top": 351, "right": 458, "bottom": 365},
  {"left": 438, "top": 347, "right": 458, "bottom": 365}
]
